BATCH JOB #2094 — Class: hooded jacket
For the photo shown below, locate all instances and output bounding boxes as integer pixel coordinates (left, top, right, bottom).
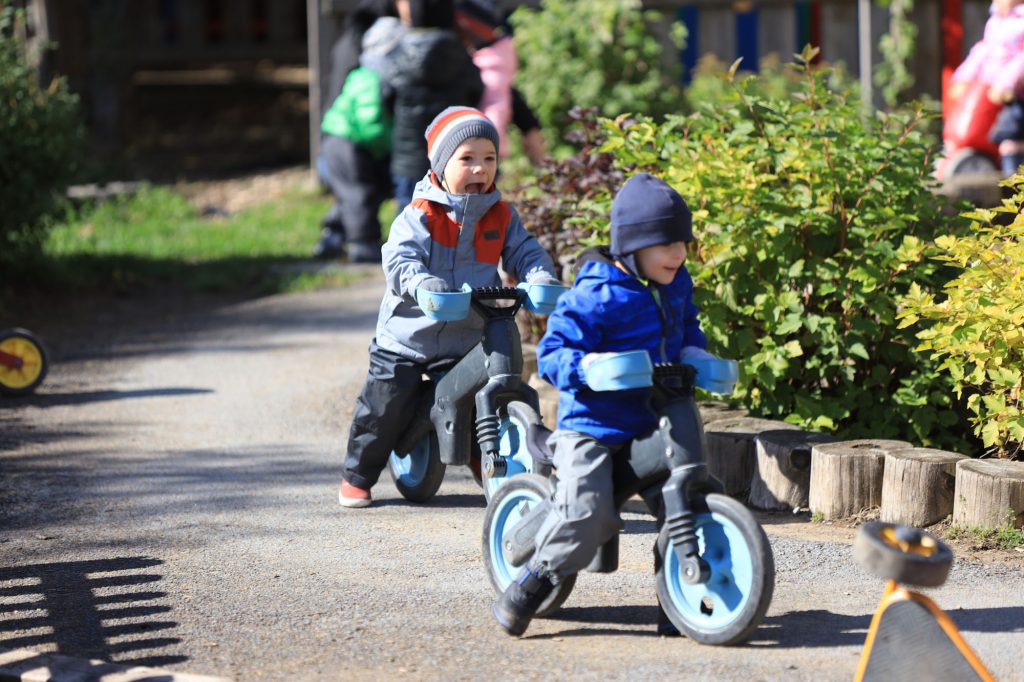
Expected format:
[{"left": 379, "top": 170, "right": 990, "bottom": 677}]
[
  {"left": 952, "top": 3, "right": 1024, "bottom": 95},
  {"left": 380, "top": 29, "right": 485, "bottom": 179},
  {"left": 537, "top": 246, "right": 707, "bottom": 444},
  {"left": 376, "top": 173, "right": 556, "bottom": 362}
]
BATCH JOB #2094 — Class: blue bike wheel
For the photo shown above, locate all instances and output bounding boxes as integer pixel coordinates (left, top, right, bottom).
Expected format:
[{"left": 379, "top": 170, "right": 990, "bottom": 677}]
[
  {"left": 656, "top": 493, "right": 774, "bottom": 645},
  {"left": 482, "top": 474, "right": 575, "bottom": 618},
  {"left": 387, "top": 432, "right": 445, "bottom": 503},
  {"left": 482, "top": 402, "right": 543, "bottom": 502}
]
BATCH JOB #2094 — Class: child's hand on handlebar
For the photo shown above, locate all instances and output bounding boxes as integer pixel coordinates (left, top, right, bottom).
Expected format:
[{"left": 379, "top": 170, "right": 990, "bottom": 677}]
[
  {"left": 988, "top": 86, "right": 1015, "bottom": 104},
  {"left": 581, "top": 352, "right": 616, "bottom": 371},
  {"left": 525, "top": 270, "right": 561, "bottom": 286},
  {"left": 418, "top": 276, "right": 449, "bottom": 293}
]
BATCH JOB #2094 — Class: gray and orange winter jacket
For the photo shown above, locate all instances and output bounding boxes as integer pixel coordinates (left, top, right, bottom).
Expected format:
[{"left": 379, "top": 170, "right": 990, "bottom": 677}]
[{"left": 375, "top": 173, "right": 557, "bottom": 363}]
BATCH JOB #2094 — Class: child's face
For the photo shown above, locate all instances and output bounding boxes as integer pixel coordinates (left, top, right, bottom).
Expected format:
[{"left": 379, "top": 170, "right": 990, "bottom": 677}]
[
  {"left": 441, "top": 137, "right": 497, "bottom": 195},
  {"left": 634, "top": 241, "right": 688, "bottom": 285},
  {"left": 995, "top": 0, "right": 1022, "bottom": 15}
]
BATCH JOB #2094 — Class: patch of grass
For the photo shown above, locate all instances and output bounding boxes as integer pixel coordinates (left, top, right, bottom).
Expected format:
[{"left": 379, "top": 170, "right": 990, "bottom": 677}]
[
  {"left": 810, "top": 510, "right": 825, "bottom": 524},
  {"left": 6, "top": 183, "right": 375, "bottom": 296},
  {"left": 945, "top": 514, "right": 1024, "bottom": 550}
]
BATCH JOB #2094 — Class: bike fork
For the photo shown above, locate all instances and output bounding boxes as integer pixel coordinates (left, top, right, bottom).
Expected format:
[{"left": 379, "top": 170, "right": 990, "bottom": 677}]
[{"left": 657, "top": 410, "right": 714, "bottom": 585}]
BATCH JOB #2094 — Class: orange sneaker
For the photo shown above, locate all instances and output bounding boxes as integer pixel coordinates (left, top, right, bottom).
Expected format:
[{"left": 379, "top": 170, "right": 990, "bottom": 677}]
[{"left": 338, "top": 479, "right": 372, "bottom": 508}]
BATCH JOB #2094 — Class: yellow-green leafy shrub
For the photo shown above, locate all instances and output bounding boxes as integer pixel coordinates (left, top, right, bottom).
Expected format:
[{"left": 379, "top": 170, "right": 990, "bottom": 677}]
[
  {"left": 898, "top": 182, "right": 1024, "bottom": 458},
  {"left": 552, "top": 48, "right": 972, "bottom": 449}
]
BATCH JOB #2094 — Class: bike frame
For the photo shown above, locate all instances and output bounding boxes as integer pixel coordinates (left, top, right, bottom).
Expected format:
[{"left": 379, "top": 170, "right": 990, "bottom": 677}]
[
  {"left": 504, "top": 364, "right": 724, "bottom": 580},
  {"left": 393, "top": 287, "right": 541, "bottom": 467}
]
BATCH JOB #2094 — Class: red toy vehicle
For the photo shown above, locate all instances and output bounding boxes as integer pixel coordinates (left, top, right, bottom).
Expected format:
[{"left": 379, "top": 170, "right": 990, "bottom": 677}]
[{"left": 937, "top": 81, "right": 1004, "bottom": 180}]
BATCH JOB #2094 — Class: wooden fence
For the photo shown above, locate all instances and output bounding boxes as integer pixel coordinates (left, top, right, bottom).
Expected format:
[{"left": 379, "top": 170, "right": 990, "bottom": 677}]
[{"left": 13, "top": 0, "right": 999, "bottom": 175}]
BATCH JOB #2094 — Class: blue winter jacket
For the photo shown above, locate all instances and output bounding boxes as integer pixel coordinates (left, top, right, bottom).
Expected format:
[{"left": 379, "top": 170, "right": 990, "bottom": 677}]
[
  {"left": 376, "top": 173, "right": 556, "bottom": 363},
  {"left": 537, "top": 246, "right": 707, "bottom": 444}
]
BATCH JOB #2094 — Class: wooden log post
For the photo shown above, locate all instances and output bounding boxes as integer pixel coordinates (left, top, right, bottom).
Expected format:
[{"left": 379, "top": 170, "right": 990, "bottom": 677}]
[
  {"left": 879, "top": 448, "right": 967, "bottom": 527},
  {"left": 697, "top": 401, "right": 749, "bottom": 426},
  {"left": 527, "top": 373, "right": 558, "bottom": 428},
  {"left": 704, "top": 418, "right": 800, "bottom": 499},
  {"left": 809, "top": 439, "right": 912, "bottom": 520},
  {"left": 952, "top": 459, "right": 1024, "bottom": 529},
  {"left": 749, "top": 430, "right": 837, "bottom": 511}
]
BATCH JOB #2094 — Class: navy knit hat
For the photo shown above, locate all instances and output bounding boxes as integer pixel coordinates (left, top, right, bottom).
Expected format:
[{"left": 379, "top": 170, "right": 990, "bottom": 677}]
[
  {"left": 610, "top": 173, "right": 692, "bottom": 275},
  {"left": 425, "top": 106, "right": 500, "bottom": 178}
]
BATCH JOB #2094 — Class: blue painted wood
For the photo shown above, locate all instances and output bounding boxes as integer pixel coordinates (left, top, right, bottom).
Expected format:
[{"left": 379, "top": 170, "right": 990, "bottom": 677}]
[
  {"left": 678, "top": 5, "right": 699, "bottom": 83},
  {"left": 735, "top": 5, "right": 759, "bottom": 71}
]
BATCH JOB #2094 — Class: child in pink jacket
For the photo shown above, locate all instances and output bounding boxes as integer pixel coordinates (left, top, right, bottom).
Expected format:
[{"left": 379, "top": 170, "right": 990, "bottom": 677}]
[
  {"left": 950, "top": 0, "right": 1024, "bottom": 174},
  {"left": 454, "top": 0, "right": 517, "bottom": 158}
]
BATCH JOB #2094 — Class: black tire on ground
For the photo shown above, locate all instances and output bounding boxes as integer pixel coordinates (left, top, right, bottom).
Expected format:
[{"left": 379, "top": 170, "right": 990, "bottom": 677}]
[
  {"left": 482, "top": 473, "right": 576, "bottom": 618},
  {"left": 656, "top": 493, "right": 775, "bottom": 646},
  {"left": 387, "top": 432, "right": 446, "bottom": 503},
  {"left": 0, "top": 328, "right": 49, "bottom": 396},
  {"left": 853, "top": 521, "right": 953, "bottom": 588}
]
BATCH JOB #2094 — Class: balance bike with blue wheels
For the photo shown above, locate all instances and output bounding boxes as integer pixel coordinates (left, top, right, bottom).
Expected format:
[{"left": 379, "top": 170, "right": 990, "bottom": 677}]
[
  {"left": 482, "top": 353, "right": 775, "bottom": 644},
  {"left": 386, "top": 283, "right": 567, "bottom": 503}
]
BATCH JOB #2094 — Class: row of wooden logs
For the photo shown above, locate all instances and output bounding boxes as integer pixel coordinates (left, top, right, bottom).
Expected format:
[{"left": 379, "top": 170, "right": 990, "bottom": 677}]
[{"left": 525, "top": 369, "right": 1024, "bottom": 531}]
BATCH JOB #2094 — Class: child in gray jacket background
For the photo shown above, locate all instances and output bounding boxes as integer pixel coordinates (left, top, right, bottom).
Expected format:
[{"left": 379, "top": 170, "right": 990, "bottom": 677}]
[{"left": 339, "top": 106, "right": 558, "bottom": 508}]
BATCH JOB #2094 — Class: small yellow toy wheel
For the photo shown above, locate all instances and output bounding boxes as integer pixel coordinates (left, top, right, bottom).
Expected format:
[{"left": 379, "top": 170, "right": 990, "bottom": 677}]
[
  {"left": 854, "top": 522, "right": 953, "bottom": 587},
  {"left": 0, "top": 328, "right": 49, "bottom": 396}
]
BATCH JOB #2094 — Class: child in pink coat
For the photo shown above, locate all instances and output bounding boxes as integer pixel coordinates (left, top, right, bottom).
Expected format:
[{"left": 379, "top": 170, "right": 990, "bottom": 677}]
[
  {"left": 950, "top": 0, "right": 1024, "bottom": 174},
  {"left": 454, "top": 0, "right": 518, "bottom": 159}
]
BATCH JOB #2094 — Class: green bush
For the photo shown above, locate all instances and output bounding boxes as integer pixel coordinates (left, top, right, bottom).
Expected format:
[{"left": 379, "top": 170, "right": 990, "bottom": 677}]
[
  {"left": 898, "top": 182, "right": 1024, "bottom": 459},
  {"left": 509, "top": 0, "right": 685, "bottom": 151},
  {"left": 0, "top": 8, "right": 85, "bottom": 271},
  {"left": 564, "top": 48, "right": 970, "bottom": 449}
]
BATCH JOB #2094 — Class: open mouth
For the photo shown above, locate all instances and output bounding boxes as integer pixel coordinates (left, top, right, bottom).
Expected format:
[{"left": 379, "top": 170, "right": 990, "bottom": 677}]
[{"left": 464, "top": 182, "right": 485, "bottom": 194}]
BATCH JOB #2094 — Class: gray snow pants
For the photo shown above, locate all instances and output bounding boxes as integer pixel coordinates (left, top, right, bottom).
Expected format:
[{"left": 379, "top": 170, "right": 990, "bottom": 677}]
[
  {"left": 318, "top": 134, "right": 391, "bottom": 248},
  {"left": 531, "top": 430, "right": 626, "bottom": 581}
]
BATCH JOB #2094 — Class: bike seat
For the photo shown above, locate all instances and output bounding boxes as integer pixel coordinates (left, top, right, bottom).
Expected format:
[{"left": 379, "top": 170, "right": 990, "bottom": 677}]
[{"left": 525, "top": 421, "right": 554, "bottom": 468}]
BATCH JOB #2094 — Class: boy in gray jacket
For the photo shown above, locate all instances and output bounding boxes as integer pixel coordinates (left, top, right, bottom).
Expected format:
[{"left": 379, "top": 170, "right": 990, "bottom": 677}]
[{"left": 339, "top": 106, "right": 558, "bottom": 507}]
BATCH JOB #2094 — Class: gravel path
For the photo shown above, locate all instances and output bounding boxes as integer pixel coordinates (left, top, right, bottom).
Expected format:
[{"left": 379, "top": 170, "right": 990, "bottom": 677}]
[{"left": 2, "top": 275, "right": 1022, "bottom": 681}]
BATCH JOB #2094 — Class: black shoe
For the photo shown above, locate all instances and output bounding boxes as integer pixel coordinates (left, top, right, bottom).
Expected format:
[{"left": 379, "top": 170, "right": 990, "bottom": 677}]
[
  {"left": 313, "top": 228, "right": 344, "bottom": 259},
  {"left": 492, "top": 566, "right": 555, "bottom": 636}
]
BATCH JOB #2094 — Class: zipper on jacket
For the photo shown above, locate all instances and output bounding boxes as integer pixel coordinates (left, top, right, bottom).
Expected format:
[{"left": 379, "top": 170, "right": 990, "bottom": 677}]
[{"left": 640, "top": 279, "right": 670, "bottom": 363}]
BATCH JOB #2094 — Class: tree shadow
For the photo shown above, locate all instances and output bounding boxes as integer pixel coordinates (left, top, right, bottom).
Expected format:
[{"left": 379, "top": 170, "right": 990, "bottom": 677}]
[
  {"left": 3, "top": 387, "right": 214, "bottom": 409},
  {"left": 0, "top": 556, "right": 187, "bottom": 668}
]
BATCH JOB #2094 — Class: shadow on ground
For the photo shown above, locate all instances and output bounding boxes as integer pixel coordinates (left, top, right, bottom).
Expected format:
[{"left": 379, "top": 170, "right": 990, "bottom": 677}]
[{"left": 0, "top": 556, "right": 187, "bottom": 668}]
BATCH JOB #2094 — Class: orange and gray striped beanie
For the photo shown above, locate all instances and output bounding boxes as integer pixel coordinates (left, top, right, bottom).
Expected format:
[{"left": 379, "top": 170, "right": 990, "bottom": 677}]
[{"left": 424, "top": 106, "right": 500, "bottom": 177}]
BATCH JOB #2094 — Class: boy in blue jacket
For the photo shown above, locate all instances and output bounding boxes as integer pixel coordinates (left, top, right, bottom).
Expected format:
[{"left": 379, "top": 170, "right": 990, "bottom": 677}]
[
  {"left": 339, "top": 106, "right": 558, "bottom": 508},
  {"left": 492, "top": 173, "right": 713, "bottom": 636}
]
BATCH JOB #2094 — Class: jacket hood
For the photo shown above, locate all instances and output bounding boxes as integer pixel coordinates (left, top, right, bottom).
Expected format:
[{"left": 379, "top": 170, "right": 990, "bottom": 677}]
[
  {"left": 411, "top": 172, "right": 503, "bottom": 224},
  {"left": 574, "top": 245, "right": 634, "bottom": 283},
  {"left": 386, "top": 30, "right": 468, "bottom": 88}
]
